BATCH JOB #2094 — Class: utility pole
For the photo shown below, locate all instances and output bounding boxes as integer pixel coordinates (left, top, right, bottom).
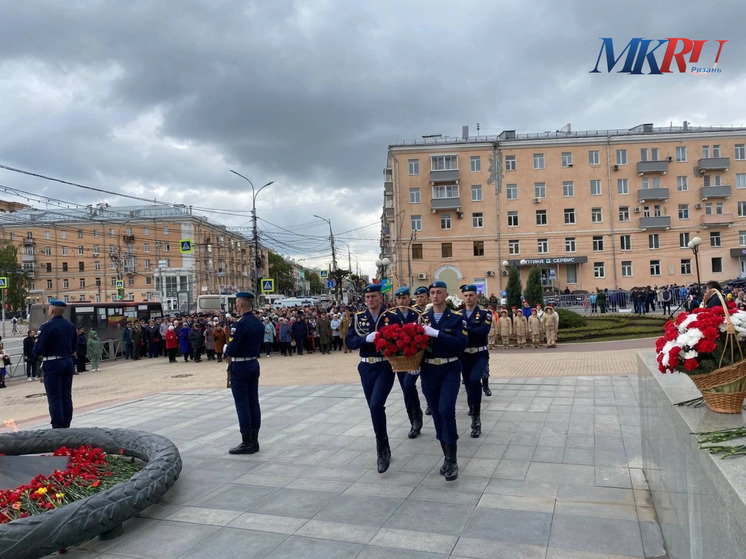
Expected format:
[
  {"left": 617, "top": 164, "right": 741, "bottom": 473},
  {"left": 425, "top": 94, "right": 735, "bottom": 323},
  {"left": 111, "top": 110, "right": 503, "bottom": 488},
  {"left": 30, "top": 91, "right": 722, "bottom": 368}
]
[{"left": 314, "top": 215, "right": 337, "bottom": 300}]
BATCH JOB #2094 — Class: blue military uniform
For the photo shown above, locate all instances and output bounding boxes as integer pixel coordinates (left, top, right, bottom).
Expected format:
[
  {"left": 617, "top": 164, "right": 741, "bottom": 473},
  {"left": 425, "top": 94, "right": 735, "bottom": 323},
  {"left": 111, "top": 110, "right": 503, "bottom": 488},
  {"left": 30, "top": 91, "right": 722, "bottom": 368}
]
[
  {"left": 33, "top": 300, "right": 77, "bottom": 428},
  {"left": 346, "top": 284, "right": 401, "bottom": 473},
  {"left": 225, "top": 292, "right": 265, "bottom": 454},
  {"left": 460, "top": 285, "right": 492, "bottom": 438}
]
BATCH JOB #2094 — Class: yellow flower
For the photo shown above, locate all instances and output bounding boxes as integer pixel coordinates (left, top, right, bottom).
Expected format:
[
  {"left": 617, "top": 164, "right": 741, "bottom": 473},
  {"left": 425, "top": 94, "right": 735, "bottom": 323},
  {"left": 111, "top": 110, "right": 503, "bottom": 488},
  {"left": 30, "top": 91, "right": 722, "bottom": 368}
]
[
  {"left": 55, "top": 493, "right": 65, "bottom": 499},
  {"left": 37, "top": 487, "right": 48, "bottom": 495}
]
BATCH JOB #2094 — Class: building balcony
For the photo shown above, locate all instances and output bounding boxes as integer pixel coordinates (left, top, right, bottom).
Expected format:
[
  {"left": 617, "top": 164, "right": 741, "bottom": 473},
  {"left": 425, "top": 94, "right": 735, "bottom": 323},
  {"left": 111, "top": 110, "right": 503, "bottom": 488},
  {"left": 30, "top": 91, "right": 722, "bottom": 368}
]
[
  {"left": 699, "top": 185, "right": 732, "bottom": 200},
  {"left": 430, "top": 169, "right": 460, "bottom": 183},
  {"left": 698, "top": 157, "right": 730, "bottom": 171},
  {"left": 431, "top": 197, "right": 462, "bottom": 212},
  {"left": 639, "top": 216, "right": 671, "bottom": 230},
  {"left": 700, "top": 213, "right": 734, "bottom": 227},
  {"left": 383, "top": 207, "right": 394, "bottom": 218},
  {"left": 636, "top": 160, "right": 669, "bottom": 174},
  {"left": 123, "top": 234, "right": 135, "bottom": 243},
  {"left": 637, "top": 188, "right": 669, "bottom": 202},
  {"left": 23, "top": 238, "right": 34, "bottom": 246},
  {"left": 21, "top": 253, "right": 35, "bottom": 262}
]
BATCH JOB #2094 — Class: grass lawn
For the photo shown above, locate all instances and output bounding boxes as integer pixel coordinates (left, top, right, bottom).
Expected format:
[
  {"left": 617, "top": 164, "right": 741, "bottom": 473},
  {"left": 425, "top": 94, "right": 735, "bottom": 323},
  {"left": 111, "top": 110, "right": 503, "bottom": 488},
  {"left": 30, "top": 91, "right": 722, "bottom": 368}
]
[{"left": 557, "top": 310, "right": 668, "bottom": 343}]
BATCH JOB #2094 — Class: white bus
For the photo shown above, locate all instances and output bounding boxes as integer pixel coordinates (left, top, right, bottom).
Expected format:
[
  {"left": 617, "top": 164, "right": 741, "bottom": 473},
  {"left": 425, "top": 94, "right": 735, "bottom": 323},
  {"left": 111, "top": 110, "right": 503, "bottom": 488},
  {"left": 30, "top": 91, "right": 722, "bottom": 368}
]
[{"left": 196, "top": 294, "right": 236, "bottom": 314}]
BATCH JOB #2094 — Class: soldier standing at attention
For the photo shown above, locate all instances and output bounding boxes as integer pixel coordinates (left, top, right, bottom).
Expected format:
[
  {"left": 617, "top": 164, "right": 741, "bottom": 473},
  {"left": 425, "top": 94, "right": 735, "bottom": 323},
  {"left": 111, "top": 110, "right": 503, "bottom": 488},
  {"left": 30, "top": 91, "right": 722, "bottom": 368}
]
[
  {"left": 389, "top": 287, "right": 424, "bottom": 439},
  {"left": 33, "top": 299, "right": 77, "bottom": 428},
  {"left": 225, "top": 292, "right": 265, "bottom": 455},
  {"left": 459, "top": 284, "right": 491, "bottom": 438},
  {"left": 346, "top": 284, "right": 401, "bottom": 473},
  {"left": 412, "top": 285, "right": 434, "bottom": 415},
  {"left": 420, "top": 281, "right": 467, "bottom": 481}
]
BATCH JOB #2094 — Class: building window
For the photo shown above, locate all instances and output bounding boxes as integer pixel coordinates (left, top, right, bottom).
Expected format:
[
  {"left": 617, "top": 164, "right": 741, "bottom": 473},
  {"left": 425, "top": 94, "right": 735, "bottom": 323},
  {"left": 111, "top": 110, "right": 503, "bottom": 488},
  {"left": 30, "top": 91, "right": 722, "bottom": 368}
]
[
  {"left": 740, "top": 230, "right": 746, "bottom": 246},
  {"left": 143, "top": 227, "right": 149, "bottom": 236},
  {"left": 408, "top": 159, "right": 420, "bottom": 175},
  {"left": 643, "top": 206, "right": 651, "bottom": 218},
  {"left": 536, "top": 210, "right": 547, "bottom": 226},
  {"left": 713, "top": 144, "right": 721, "bottom": 157},
  {"left": 60, "top": 231, "right": 67, "bottom": 240},
  {"left": 47, "top": 280, "right": 52, "bottom": 289},
  {"left": 736, "top": 144, "right": 745, "bottom": 160},
  {"left": 78, "top": 262, "right": 84, "bottom": 272},
  {"left": 617, "top": 179, "right": 629, "bottom": 195},
  {"left": 563, "top": 181, "right": 574, "bottom": 197},
  {"left": 564, "top": 209, "right": 575, "bottom": 224},
  {"left": 144, "top": 258, "right": 151, "bottom": 268},
  {"left": 588, "top": 150, "right": 600, "bottom": 165},
  {"left": 93, "top": 229, "right": 99, "bottom": 238},
  {"left": 146, "top": 277, "right": 152, "bottom": 285},
  {"left": 78, "top": 245, "right": 84, "bottom": 255},
  {"left": 533, "top": 153, "right": 545, "bottom": 169},
  {"left": 702, "top": 145, "right": 710, "bottom": 158},
  {"left": 591, "top": 207, "right": 602, "bottom": 223},
  {"left": 44, "top": 231, "right": 50, "bottom": 240},
  {"left": 616, "top": 149, "right": 627, "bottom": 165},
  {"left": 710, "top": 231, "right": 721, "bottom": 247},
  {"left": 620, "top": 235, "right": 631, "bottom": 251},
  {"left": 712, "top": 257, "right": 723, "bottom": 273},
  {"left": 676, "top": 146, "right": 687, "bottom": 162},
  {"left": 507, "top": 211, "right": 519, "bottom": 227},
  {"left": 470, "top": 156, "right": 481, "bottom": 172},
  {"left": 109, "top": 228, "right": 115, "bottom": 237},
  {"left": 703, "top": 174, "right": 722, "bottom": 187},
  {"left": 163, "top": 242, "right": 170, "bottom": 252},
  {"left": 128, "top": 276, "right": 135, "bottom": 286},
  {"left": 621, "top": 261, "right": 632, "bottom": 277},
  {"left": 679, "top": 232, "right": 690, "bottom": 247},
  {"left": 63, "top": 279, "right": 69, "bottom": 289},
  {"left": 739, "top": 201, "right": 746, "bottom": 217},
  {"left": 163, "top": 227, "right": 169, "bottom": 235},
  {"left": 79, "top": 278, "right": 85, "bottom": 288},
  {"left": 144, "top": 242, "right": 150, "bottom": 253},
  {"left": 44, "top": 247, "right": 51, "bottom": 256},
  {"left": 506, "top": 184, "right": 518, "bottom": 199},
  {"left": 736, "top": 173, "right": 746, "bottom": 189},
  {"left": 561, "top": 152, "right": 573, "bottom": 167},
  {"left": 411, "top": 244, "right": 423, "bottom": 259},
  {"left": 619, "top": 207, "right": 630, "bottom": 222},
  {"left": 593, "top": 236, "right": 604, "bottom": 251},
  {"left": 411, "top": 215, "right": 422, "bottom": 231},
  {"left": 441, "top": 214, "right": 452, "bottom": 230},
  {"left": 505, "top": 155, "right": 516, "bottom": 171},
  {"left": 650, "top": 260, "right": 661, "bottom": 276},
  {"left": 534, "top": 182, "right": 546, "bottom": 199},
  {"left": 649, "top": 234, "right": 660, "bottom": 249},
  {"left": 62, "top": 262, "right": 68, "bottom": 272},
  {"left": 431, "top": 155, "right": 458, "bottom": 171},
  {"left": 77, "top": 229, "right": 83, "bottom": 239},
  {"left": 594, "top": 262, "right": 605, "bottom": 278},
  {"left": 61, "top": 246, "right": 68, "bottom": 256},
  {"left": 46, "top": 263, "right": 52, "bottom": 272},
  {"left": 537, "top": 239, "right": 548, "bottom": 254},
  {"left": 472, "top": 212, "right": 483, "bottom": 228},
  {"left": 95, "top": 277, "right": 101, "bottom": 287},
  {"left": 441, "top": 243, "right": 452, "bottom": 258},
  {"left": 681, "top": 259, "right": 692, "bottom": 275},
  {"left": 111, "top": 277, "right": 117, "bottom": 287},
  {"left": 565, "top": 237, "right": 576, "bottom": 252},
  {"left": 508, "top": 240, "right": 520, "bottom": 255},
  {"left": 433, "top": 184, "right": 459, "bottom": 199},
  {"left": 471, "top": 184, "right": 482, "bottom": 201},
  {"left": 94, "top": 261, "right": 100, "bottom": 270},
  {"left": 641, "top": 177, "right": 661, "bottom": 189},
  {"left": 473, "top": 240, "right": 484, "bottom": 257},
  {"left": 590, "top": 180, "right": 601, "bottom": 196},
  {"left": 678, "top": 204, "right": 689, "bottom": 219}
]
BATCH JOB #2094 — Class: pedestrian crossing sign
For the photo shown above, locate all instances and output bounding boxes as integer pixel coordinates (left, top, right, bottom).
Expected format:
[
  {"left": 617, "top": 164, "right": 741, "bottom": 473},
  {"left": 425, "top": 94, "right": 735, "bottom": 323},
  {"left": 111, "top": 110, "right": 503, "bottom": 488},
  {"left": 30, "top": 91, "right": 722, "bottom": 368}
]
[
  {"left": 180, "top": 239, "right": 193, "bottom": 253},
  {"left": 116, "top": 280, "right": 124, "bottom": 289},
  {"left": 320, "top": 270, "right": 329, "bottom": 279},
  {"left": 0, "top": 277, "right": 7, "bottom": 289},
  {"left": 261, "top": 278, "right": 275, "bottom": 293}
]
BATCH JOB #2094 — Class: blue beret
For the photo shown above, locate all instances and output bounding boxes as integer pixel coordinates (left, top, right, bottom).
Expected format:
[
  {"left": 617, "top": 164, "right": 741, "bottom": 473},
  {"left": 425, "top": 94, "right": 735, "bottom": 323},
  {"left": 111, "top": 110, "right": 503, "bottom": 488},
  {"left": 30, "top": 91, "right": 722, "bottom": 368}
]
[
  {"left": 235, "top": 291, "right": 255, "bottom": 299},
  {"left": 429, "top": 280, "right": 447, "bottom": 290},
  {"left": 414, "top": 286, "right": 428, "bottom": 295},
  {"left": 363, "top": 284, "right": 382, "bottom": 294},
  {"left": 49, "top": 299, "right": 66, "bottom": 307},
  {"left": 460, "top": 284, "right": 477, "bottom": 293},
  {"left": 395, "top": 286, "right": 410, "bottom": 296}
]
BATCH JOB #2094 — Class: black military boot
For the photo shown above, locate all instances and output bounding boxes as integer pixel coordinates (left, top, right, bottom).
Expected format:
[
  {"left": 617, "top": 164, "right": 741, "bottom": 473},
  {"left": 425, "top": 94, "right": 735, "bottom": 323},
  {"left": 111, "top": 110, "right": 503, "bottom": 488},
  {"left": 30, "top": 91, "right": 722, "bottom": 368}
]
[
  {"left": 470, "top": 403, "right": 482, "bottom": 438},
  {"left": 482, "top": 378, "right": 492, "bottom": 397},
  {"left": 229, "top": 434, "right": 256, "bottom": 455},
  {"left": 439, "top": 442, "right": 448, "bottom": 476},
  {"left": 250, "top": 429, "right": 260, "bottom": 453},
  {"left": 444, "top": 444, "right": 459, "bottom": 481},
  {"left": 408, "top": 407, "right": 423, "bottom": 439},
  {"left": 376, "top": 437, "right": 391, "bottom": 473}
]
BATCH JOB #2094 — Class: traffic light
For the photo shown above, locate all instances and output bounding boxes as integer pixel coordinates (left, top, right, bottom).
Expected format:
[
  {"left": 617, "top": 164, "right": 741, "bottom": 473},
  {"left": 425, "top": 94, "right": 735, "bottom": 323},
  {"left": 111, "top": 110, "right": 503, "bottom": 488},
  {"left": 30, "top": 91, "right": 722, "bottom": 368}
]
[{"left": 117, "top": 289, "right": 124, "bottom": 300}]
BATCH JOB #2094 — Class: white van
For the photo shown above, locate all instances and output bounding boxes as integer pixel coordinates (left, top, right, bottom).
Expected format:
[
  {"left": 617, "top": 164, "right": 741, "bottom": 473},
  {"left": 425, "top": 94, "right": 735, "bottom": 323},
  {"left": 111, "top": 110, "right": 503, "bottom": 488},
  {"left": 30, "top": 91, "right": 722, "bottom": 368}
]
[{"left": 274, "top": 297, "right": 315, "bottom": 309}]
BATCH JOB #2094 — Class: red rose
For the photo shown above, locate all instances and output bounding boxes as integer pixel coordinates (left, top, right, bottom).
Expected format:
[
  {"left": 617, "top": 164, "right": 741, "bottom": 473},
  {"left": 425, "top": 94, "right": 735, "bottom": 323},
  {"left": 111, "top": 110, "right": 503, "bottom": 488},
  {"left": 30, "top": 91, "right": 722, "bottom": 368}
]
[{"left": 683, "top": 358, "right": 699, "bottom": 371}]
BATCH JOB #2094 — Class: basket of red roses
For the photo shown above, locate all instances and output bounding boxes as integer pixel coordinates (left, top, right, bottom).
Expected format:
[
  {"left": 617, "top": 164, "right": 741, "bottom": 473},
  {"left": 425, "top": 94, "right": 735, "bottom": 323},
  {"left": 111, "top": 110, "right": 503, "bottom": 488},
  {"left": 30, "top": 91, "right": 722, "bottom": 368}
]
[
  {"left": 374, "top": 322, "right": 429, "bottom": 373},
  {"left": 656, "top": 290, "right": 746, "bottom": 413}
]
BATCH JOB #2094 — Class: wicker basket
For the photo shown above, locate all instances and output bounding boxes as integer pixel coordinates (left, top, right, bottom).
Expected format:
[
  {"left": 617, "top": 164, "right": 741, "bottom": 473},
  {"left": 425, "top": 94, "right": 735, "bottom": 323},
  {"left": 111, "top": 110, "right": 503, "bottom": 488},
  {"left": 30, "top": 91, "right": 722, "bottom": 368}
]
[
  {"left": 386, "top": 351, "right": 425, "bottom": 373},
  {"left": 689, "top": 360, "right": 746, "bottom": 392},
  {"left": 701, "top": 389, "right": 746, "bottom": 414}
]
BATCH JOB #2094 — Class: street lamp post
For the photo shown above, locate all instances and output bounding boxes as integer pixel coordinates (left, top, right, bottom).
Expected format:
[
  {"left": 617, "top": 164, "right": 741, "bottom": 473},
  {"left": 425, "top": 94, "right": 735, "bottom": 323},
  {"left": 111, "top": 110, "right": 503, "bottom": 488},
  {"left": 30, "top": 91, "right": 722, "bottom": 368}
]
[
  {"left": 375, "top": 257, "right": 391, "bottom": 300},
  {"left": 230, "top": 170, "right": 274, "bottom": 294},
  {"left": 687, "top": 236, "right": 703, "bottom": 290},
  {"left": 313, "top": 214, "right": 338, "bottom": 301}
]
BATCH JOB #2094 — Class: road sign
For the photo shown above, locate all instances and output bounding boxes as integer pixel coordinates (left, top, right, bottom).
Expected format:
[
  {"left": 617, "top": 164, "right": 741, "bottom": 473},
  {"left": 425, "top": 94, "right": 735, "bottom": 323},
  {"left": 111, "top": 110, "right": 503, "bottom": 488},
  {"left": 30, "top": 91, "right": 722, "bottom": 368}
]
[
  {"left": 261, "top": 278, "right": 275, "bottom": 293},
  {"left": 326, "top": 279, "right": 335, "bottom": 289},
  {"left": 320, "top": 270, "right": 329, "bottom": 279},
  {"left": 381, "top": 278, "right": 392, "bottom": 293},
  {"left": 179, "top": 239, "right": 193, "bottom": 253},
  {"left": 115, "top": 280, "right": 124, "bottom": 289},
  {"left": 0, "top": 277, "right": 7, "bottom": 289}
]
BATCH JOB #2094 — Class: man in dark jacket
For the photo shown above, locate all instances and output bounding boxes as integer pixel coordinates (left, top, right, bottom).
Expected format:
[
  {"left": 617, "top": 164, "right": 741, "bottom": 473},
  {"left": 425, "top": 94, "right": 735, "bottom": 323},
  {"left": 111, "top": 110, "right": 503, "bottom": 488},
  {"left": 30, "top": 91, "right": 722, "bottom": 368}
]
[
  {"left": 188, "top": 323, "right": 205, "bottom": 362},
  {"left": 23, "top": 329, "right": 39, "bottom": 380},
  {"left": 290, "top": 313, "right": 308, "bottom": 355},
  {"left": 76, "top": 327, "right": 88, "bottom": 373}
]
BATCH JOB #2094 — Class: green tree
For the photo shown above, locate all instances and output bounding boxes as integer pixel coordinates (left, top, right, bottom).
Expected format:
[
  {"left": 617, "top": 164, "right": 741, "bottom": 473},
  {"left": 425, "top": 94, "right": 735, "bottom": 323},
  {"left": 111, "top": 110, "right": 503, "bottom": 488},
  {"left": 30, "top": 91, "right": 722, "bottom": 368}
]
[
  {"left": 267, "top": 251, "right": 295, "bottom": 295},
  {"left": 306, "top": 269, "right": 322, "bottom": 295},
  {"left": 0, "top": 241, "right": 28, "bottom": 311},
  {"left": 506, "top": 266, "right": 522, "bottom": 309},
  {"left": 524, "top": 266, "right": 544, "bottom": 307}
]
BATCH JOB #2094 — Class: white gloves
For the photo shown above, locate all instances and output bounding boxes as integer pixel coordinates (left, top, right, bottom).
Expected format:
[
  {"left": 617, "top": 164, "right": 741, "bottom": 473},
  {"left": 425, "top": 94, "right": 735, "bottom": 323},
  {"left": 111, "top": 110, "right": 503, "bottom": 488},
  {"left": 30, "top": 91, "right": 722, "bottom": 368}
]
[
  {"left": 365, "top": 332, "right": 377, "bottom": 343},
  {"left": 424, "top": 325, "right": 439, "bottom": 338}
]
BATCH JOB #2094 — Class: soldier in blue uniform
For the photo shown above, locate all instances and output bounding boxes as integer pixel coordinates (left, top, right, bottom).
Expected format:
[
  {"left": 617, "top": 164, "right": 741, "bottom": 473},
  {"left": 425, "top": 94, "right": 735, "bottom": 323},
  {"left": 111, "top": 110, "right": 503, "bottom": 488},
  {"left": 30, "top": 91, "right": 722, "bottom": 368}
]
[
  {"left": 224, "top": 292, "right": 265, "bottom": 455},
  {"left": 387, "top": 286, "right": 424, "bottom": 439},
  {"left": 413, "top": 286, "right": 433, "bottom": 415},
  {"left": 346, "top": 284, "right": 401, "bottom": 473},
  {"left": 459, "top": 284, "right": 492, "bottom": 438},
  {"left": 33, "top": 299, "right": 77, "bottom": 428},
  {"left": 420, "top": 281, "right": 468, "bottom": 481}
]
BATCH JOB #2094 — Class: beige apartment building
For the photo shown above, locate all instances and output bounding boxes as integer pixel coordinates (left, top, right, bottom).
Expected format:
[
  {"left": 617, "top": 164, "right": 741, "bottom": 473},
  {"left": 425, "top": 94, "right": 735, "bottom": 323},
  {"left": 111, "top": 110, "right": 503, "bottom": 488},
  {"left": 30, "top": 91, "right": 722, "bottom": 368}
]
[
  {"left": 381, "top": 123, "right": 746, "bottom": 296},
  {"left": 0, "top": 203, "right": 263, "bottom": 311}
]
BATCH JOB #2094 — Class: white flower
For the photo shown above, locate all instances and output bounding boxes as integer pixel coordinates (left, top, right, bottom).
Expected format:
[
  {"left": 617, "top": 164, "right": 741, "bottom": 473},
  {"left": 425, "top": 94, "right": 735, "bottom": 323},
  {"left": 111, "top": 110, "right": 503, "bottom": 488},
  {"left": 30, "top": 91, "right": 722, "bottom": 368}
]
[{"left": 682, "top": 349, "right": 698, "bottom": 360}]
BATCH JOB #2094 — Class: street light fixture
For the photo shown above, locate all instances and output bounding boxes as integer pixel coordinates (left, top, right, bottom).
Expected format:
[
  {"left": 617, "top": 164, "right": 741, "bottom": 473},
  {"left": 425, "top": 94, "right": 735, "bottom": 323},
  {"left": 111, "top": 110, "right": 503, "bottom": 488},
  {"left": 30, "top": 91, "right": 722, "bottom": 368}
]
[
  {"left": 687, "top": 236, "right": 703, "bottom": 290},
  {"left": 229, "top": 170, "right": 274, "bottom": 294},
  {"left": 375, "top": 257, "right": 391, "bottom": 295}
]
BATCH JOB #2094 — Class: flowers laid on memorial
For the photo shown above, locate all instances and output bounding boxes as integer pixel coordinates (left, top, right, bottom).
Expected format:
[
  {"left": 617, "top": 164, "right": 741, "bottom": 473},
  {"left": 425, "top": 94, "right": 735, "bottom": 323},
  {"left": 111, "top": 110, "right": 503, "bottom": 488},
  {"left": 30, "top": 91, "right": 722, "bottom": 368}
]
[
  {"left": 375, "top": 322, "right": 429, "bottom": 358},
  {"left": 0, "top": 445, "right": 142, "bottom": 524}
]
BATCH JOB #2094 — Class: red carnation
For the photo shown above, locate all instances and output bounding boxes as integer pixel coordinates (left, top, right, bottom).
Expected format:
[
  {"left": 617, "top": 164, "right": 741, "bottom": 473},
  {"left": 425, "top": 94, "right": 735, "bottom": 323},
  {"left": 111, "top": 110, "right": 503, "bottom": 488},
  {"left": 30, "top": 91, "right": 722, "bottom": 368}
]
[{"left": 683, "top": 358, "right": 699, "bottom": 371}]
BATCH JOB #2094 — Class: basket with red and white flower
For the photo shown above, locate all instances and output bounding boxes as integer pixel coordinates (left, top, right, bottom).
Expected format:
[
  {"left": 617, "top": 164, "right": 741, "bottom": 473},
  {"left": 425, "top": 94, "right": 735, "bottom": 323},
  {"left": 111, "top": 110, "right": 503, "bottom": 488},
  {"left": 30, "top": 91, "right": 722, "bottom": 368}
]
[{"left": 374, "top": 322, "right": 429, "bottom": 373}]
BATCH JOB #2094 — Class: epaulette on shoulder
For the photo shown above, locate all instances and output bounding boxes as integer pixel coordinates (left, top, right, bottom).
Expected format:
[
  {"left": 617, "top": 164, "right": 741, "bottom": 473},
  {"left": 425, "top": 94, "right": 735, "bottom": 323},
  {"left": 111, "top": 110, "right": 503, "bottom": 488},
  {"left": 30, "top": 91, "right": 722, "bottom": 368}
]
[
  {"left": 355, "top": 310, "right": 366, "bottom": 315},
  {"left": 451, "top": 309, "right": 463, "bottom": 316}
]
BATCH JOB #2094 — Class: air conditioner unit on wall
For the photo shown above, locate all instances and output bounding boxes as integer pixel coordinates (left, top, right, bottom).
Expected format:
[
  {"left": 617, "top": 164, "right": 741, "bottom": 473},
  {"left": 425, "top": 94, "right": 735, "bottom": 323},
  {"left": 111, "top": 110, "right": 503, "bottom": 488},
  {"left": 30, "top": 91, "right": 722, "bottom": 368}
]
[
  {"left": 486, "top": 270, "right": 495, "bottom": 277},
  {"left": 634, "top": 207, "right": 641, "bottom": 213},
  {"left": 417, "top": 273, "right": 427, "bottom": 280},
  {"left": 501, "top": 270, "right": 509, "bottom": 276},
  {"left": 533, "top": 197, "right": 541, "bottom": 203},
  {"left": 695, "top": 203, "right": 703, "bottom": 209},
  {"left": 613, "top": 164, "right": 619, "bottom": 171}
]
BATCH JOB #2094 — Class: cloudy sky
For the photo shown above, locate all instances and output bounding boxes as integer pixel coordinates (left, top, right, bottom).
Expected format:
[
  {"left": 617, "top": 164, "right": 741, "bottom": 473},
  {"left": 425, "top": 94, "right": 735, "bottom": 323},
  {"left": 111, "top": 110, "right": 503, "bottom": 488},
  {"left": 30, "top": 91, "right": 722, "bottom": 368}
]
[{"left": 0, "top": 0, "right": 743, "bottom": 277}]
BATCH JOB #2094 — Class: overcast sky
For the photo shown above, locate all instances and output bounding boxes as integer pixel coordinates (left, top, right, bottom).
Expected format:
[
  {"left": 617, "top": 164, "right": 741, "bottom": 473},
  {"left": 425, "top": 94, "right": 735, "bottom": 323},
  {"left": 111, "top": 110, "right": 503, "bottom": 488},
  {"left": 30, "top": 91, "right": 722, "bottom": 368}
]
[{"left": 0, "top": 0, "right": 743, "bottom": 278}]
